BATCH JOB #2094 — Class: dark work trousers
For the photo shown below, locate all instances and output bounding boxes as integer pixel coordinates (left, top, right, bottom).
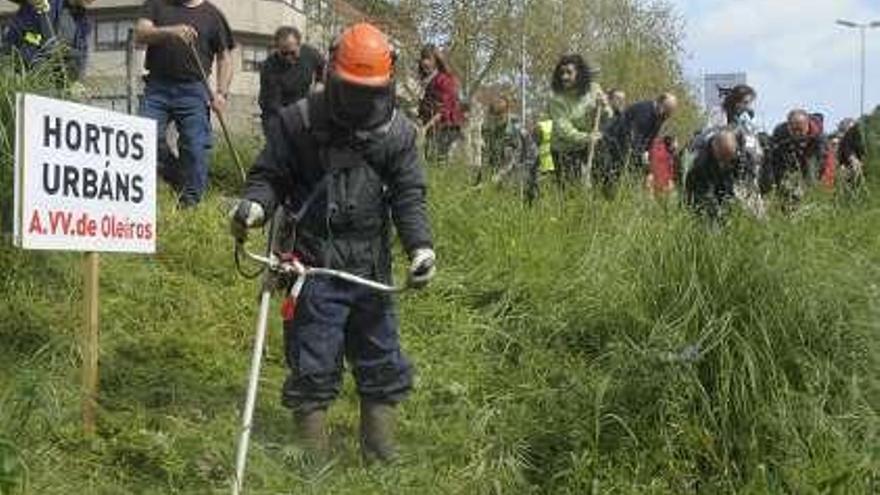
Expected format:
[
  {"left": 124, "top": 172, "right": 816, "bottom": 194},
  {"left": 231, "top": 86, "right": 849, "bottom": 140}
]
[
  {"left": 552, "top": 148, "right": 587, "bottom": 191},
  {"left": 281, "top": 276, "right": 413, "bottom": 413}
]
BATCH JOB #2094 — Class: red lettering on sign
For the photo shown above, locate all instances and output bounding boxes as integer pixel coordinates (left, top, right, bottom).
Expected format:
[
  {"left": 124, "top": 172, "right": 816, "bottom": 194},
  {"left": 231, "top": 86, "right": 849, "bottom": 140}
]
[
  {"left": 48, "top": 211, "right": 72, "bottom": 235},
  {"left": 28, "top": 210, "right": 43, "bottom": 234}
]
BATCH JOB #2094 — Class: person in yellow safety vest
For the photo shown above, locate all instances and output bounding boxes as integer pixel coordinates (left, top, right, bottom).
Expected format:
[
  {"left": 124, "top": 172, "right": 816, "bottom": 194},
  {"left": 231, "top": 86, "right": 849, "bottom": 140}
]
[
  {"left": 524, "top": 119, "right": 556, "bottom": 205},
  {"left": 537, "top": 119, "right": 555, "bottom": 173}
]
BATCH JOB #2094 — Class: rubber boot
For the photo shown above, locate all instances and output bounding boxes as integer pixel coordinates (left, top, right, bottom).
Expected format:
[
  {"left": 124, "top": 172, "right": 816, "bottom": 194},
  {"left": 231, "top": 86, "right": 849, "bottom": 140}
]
[
  {"left": 294, "top": 408, "right": 328, "bottom": 462},
  {"left": 359, "top": 401, "right": 398, "bottom": 464}
]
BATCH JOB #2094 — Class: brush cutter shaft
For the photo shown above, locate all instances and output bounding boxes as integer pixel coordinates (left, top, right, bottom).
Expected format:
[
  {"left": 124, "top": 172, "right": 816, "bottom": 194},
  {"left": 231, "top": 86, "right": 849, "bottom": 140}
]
[{"left": 232, "top": 289, "right": 272, "bottom": 495}]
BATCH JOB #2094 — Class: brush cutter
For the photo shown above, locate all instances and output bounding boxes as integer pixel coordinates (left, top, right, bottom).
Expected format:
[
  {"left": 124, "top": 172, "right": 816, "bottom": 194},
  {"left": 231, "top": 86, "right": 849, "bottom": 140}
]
[{"left": 230, "top": 239, "right": 408, "bottom": 495}]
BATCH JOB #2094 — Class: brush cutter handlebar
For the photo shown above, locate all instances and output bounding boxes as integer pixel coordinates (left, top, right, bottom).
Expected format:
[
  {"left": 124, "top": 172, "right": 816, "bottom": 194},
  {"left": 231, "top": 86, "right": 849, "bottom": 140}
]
[{"left": 237, "top": 243, "right": 407, "bottom": 293}]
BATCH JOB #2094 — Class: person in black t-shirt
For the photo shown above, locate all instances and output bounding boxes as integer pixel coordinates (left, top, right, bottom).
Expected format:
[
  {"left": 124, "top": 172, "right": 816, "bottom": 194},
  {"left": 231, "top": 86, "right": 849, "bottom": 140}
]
[
  {"left": 135, "top": 0, "right": 236, "bottom": 207},
  {"left": 258, "top": 25, "right": 325, "bottom": 137}
]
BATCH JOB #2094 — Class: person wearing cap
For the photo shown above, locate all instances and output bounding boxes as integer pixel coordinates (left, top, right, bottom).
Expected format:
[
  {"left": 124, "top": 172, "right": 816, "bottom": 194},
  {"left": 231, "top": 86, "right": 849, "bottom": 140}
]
[
  {"left": 545, "top": 54, "right": 610, "bottom": 190},
  {"left": 228, "top": 22, "right": 435, "bottom": 464}
]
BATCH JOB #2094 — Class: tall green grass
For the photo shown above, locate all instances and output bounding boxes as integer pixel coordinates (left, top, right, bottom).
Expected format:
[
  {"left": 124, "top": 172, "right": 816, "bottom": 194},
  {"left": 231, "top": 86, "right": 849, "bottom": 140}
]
[
  {"left": 0, "top": 52, "right": 73, "bottom": 234},
  {"left": 1, "top": 55, "right": 879, "bottom": 493},
  {"left": 1, "top": 161, "right": 878, "bottom": 493}
]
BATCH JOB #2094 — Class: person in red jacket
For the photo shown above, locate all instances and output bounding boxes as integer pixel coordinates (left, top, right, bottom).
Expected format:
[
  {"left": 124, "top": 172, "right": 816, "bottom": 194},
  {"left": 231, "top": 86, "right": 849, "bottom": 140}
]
[{"left": 418, "top": 44, "right": 465, "bottom": 164}]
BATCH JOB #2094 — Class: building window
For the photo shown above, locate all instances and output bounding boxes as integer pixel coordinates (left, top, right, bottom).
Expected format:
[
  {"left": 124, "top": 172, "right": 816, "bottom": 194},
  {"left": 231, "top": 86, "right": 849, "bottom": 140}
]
[
  {"left": 242, "top": 45, "right": 269, "bottom": 72},
  {"left": 94, "top": 20, "right": 134, "bottom": 52}
]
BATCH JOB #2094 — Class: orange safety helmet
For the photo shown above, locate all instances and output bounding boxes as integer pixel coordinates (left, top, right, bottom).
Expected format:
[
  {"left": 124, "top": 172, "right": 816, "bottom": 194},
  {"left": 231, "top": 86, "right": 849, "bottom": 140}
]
[{"left": 330, "top": 22, "right": 394, "bottom": 87}]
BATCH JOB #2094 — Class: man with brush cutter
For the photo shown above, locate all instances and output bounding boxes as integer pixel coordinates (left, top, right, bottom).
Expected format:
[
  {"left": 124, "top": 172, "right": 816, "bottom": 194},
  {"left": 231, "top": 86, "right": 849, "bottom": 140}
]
[
  {"left": 135, "top": 0, "right": 236, "bottom": 208},
  {"left": 229, "top": 22, "right": 436, "bottom": 464}
]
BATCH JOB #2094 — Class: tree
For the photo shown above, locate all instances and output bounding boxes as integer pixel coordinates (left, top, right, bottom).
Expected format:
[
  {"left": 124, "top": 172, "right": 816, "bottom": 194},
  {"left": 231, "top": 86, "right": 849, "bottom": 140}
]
[{"left": 345, "top": 0, "right": 702, "bottom": 134}]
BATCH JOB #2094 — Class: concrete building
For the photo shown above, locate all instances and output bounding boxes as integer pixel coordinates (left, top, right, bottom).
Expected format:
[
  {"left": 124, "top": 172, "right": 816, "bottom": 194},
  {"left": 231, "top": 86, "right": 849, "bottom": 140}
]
[{"left": 0, "top": 0, "right": 375, "bottom": 134}]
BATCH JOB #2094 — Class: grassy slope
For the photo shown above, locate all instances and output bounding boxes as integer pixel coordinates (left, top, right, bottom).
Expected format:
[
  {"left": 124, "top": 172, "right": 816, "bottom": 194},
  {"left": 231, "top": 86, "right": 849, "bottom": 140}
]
[{"left": 1, "top": 161, "right": 879, "bottom": 494}]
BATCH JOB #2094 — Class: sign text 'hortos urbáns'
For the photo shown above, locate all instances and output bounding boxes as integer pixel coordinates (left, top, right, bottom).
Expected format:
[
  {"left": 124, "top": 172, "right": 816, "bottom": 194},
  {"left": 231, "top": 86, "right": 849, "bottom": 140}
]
[{"left": 14, "top": 94, "right": 157, "bottom": 253}]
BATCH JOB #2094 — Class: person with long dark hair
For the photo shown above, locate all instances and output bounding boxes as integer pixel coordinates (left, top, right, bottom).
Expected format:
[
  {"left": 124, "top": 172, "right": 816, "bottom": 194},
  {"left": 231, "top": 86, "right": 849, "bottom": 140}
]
[
  {"left": 722, "top": 84, "right": 757, "bottom": 130},
  {"left": 720, "top": 84, "right": 765, "bottom": 210},
  {"left": 546, "top": 54, "right": 609, "bottom": 189},
  {"left": 418, "top": 44, "right": 465, "bottom": 164}
]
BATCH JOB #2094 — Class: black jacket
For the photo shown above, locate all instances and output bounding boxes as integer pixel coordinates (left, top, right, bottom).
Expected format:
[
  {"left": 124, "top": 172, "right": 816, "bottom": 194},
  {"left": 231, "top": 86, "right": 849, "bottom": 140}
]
[
  {"left": 767, "top": 123, "right": 825, "bottom": 186},
  {"left": 838, "top": 123, "right": 866, "bottom": 167},
  {"left": 623, "top": 102, "right": 664, "bottom": 151},
  {"left": 258, "top": 46, "right": 325, "bottom": 121},
  {"left": 605, "top": 100, "right": 665, "bottom": 169},
  {"left": 243, "top": 92, "right": 433, "bottom": 282},
  {"left": 685, "top": 141, "right": 735, "bottom": 219}
]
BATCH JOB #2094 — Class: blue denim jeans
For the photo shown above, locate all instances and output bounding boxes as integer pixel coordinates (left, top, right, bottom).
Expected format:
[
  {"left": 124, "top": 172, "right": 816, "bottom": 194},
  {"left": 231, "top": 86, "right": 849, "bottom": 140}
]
[
  {"left": 281, "top": 277, "right": 414, "bottom": 413},
  {"left": 140, "top": 78, "right": 213, "bottom": 205}
]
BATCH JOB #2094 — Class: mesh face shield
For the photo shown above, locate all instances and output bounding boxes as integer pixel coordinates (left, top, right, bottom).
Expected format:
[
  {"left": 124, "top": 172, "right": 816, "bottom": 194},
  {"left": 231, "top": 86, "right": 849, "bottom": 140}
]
[{"left": 326, "top": 74, "right": 395, "bottom": 131}]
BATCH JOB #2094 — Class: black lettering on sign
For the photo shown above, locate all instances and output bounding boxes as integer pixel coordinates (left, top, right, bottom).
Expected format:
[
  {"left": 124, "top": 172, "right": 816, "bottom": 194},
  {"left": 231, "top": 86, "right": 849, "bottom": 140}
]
[
  {"left": 115, "top": 130, "right": 130, "bottom": 159},
  {"left": 82, "top": 167, "right": 98, "bottom": 198},
  {"left": 85, "top": 123, "right": 101, "bottom": 155},
  {"left": 65, "top": 120, "right": 81, "bottom": 151},
  {"left": 131, "top": 175, "right": 144, "bottom": 204},
  {"left": 44, "top": 116, "right": 61, "bottom": 149},
  {"left": 63, "top": 166, "right": 79, "bottom": 197},
  {"left": 42, "top": 162, "right": 60, "bottom": 194},
  {"left": 131, "top": 132, "right": 144, "bottom": 161},
  {"left": 115, "top": 173, "right": 129, "bottom": 202},
  {"left": 99, "top": 170, "right": 114, "bottom": 200},
  {"left": 101, "top": 126, "right": 114, "bottom": 157}
]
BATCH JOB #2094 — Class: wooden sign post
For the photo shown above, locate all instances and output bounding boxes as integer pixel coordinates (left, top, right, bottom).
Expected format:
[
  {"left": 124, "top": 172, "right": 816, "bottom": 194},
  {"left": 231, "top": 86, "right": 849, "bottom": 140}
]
[
  {"left": 82, "top": 252, "right": 100, "bottom": 435},
  {"left": 13, "top": 93, "right": 157, "bottom": 435}
]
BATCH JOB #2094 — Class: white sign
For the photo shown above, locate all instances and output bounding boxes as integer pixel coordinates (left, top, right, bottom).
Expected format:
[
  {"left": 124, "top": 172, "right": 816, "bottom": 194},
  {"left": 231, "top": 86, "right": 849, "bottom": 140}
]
[
  {"left": 703, "top": 72, "right": 747, "bottom": 111},
  {"left": 13, "top": 93, "right": 157, "bottom": 253}
]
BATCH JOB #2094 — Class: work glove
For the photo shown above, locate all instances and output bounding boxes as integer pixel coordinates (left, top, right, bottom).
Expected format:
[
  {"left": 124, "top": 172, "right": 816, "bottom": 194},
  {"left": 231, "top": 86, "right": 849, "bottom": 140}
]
[
  {"left": 228, "top": 199, "right": 265, "bottom": 242},
  {"left": 29, "top": 0, "right": 50, "bottom": 14},
  {"left": 408, "top": 248, "right": 436, "bottom": 289}
]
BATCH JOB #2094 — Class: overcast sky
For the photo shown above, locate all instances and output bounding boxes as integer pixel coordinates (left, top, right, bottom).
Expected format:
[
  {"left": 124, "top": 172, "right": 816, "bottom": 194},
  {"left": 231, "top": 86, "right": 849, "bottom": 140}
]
[{"left": 670, "top": 0, "right": 880, "bottom": 131}]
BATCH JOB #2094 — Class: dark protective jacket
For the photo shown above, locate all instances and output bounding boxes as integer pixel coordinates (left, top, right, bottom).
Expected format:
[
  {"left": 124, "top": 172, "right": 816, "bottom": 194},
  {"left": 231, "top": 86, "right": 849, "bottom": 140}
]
[
  {"left": 684, "top": 139, "right": 736, "bottom": 219},
  {"left": 258, "top": 46, "right": 325, "bottom": 122},
  {"left": 242, "top": 91, "right": 433, "bottom": 283}
]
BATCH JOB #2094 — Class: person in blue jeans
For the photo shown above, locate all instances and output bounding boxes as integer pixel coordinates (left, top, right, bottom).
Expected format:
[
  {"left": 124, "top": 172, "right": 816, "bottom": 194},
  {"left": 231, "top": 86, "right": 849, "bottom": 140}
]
[{"left": 135, "top": 0, "right": 235, "bottom": 207}]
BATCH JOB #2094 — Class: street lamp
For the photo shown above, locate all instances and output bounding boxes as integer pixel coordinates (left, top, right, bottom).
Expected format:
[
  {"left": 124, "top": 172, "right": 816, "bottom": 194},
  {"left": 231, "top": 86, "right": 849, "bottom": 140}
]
[{"left": 836, "top": 18, "right": 880, "bottom": 116}]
